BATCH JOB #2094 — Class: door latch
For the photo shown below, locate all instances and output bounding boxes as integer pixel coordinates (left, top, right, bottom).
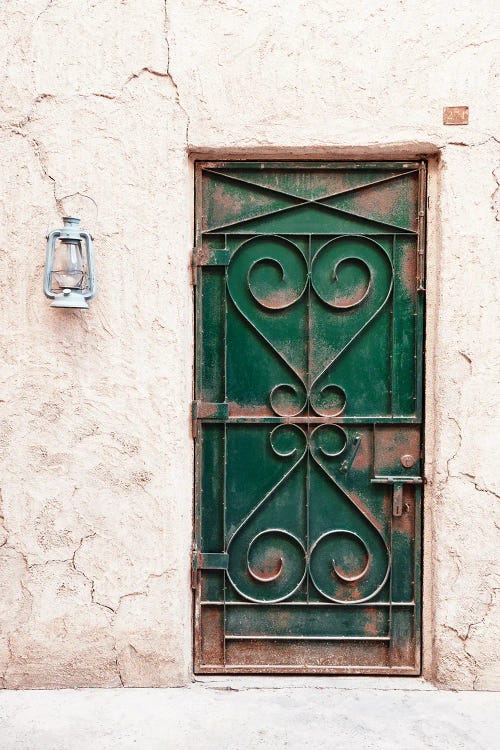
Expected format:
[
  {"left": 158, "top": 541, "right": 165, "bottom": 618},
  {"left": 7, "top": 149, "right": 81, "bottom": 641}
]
[
  {"left": 370, "top": 475, "right": 423, "bottom": 517},
  {"left": 392, "top": 483, "right": 404, "bottom": 516},
  {"left": 340, "top": 433, "right": 361, "bottom": 474}
]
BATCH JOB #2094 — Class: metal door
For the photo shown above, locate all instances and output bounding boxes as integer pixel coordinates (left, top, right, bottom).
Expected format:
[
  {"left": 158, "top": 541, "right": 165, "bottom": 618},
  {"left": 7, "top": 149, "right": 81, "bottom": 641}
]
[{"left": 193, "top": 161, "right": 425, "bottom": 674}]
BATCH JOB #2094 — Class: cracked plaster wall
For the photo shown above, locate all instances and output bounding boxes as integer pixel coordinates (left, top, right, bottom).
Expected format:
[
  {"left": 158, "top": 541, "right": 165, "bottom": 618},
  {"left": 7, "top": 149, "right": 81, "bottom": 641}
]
[{"left": 0, "top": 0, "right": 498, "bottom": 690}]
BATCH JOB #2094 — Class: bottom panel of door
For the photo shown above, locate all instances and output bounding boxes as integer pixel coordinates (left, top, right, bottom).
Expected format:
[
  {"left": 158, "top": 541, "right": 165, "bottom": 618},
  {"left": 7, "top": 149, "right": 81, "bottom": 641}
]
[
  {"left": 195, "top": 568, "right": 421, "bottom": 674},
  {"left": 193, "top": 421, "right": 422, "bottom": 675},
  {"left": 195, "top": 598, "right": 420, "bottom": 675}
]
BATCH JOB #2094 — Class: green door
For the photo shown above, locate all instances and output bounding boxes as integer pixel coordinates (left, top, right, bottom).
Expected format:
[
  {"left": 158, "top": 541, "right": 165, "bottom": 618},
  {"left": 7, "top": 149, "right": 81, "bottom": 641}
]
[{"left": 193, "top": 161, "right": 425, "bottom": 674}]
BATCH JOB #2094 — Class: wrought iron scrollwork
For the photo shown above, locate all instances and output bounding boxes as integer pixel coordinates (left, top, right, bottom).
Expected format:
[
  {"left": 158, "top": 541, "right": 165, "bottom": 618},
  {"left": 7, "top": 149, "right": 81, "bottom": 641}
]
[
  {"left": 225, "top": 234, "right": 393, "bottom": 604},
  {"left": 308, "top": 425, "right": 390, "bottom": 603},
  {"left": 227, "top": 424, "right": 390, "bottom": 604},
  {"left": 227, "top": 234, "right": 393, "bottom": 417},
  {"left": 309, "top": 236, "right": 393, "bottom": 417},
  {"left": 227, "top": 424, "right": 308, "bottom": 603}
]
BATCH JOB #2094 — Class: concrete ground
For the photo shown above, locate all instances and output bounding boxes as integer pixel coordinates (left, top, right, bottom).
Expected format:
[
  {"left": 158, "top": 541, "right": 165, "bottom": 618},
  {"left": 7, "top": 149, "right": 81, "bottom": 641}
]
[{"left": 0, "top": 679, "right": 498, "bottom": 749}]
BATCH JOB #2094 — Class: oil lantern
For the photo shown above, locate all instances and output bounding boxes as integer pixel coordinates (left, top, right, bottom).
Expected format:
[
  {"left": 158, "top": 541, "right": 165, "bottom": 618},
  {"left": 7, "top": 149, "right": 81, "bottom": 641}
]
[{"left": 43, "top": 217, "right": 96, "bottom": 309}]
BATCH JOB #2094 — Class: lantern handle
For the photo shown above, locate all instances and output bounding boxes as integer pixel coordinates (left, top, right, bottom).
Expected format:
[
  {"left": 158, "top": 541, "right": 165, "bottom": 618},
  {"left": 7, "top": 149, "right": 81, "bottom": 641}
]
[
  {"left": 80, "top": 231, "right": 97, "bottom": 300},
  {"left": 43, "top": 230, "right": 61, "bottom": 299}
]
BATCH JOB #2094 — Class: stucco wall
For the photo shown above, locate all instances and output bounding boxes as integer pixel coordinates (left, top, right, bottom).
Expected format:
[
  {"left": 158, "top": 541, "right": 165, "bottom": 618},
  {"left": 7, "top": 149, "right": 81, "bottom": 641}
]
[{"left": 0, "top": 0, "right": 498, "bottom": 689}]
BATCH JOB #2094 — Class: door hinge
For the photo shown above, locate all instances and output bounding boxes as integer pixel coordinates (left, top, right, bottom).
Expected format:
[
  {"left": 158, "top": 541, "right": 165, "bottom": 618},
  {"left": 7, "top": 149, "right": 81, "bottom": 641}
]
[
  {"left": 191, "top": 546, "right": 199, "bottom": 589},
  {"left": 192, "top": 548, "right": 229, "bottom": 588},
  {"left": 192, "top": 400, "right": 229, "bottom": 440},
  {"left": 190, "top": 247, "right": 201, "bottom": 286},
  {"left": 191, "top": 245, "right": 232, "bottom": 285},
  {"left": 191, "top": 400, "right": 199, "bottom": 440}
]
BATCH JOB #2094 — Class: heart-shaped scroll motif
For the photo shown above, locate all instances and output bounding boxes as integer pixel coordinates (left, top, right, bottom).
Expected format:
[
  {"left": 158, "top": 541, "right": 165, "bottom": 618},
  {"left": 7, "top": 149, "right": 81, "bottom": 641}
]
[
  {"left": 226, "top": 423, "right": 391, "bottom": 604},
  {"left": 227, "top": 235, "right": 393, "bottom": 416},
  {"left": 227, "top": 424, "right": 308, "bottom": 603},
  {"left": 227, "top": 235, "right": 308, "bottom": 415}
]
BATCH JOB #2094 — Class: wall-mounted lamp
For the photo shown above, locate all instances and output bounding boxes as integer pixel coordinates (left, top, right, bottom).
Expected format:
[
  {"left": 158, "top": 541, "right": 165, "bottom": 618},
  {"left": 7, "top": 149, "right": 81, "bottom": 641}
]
[{"left": 44, "top": 217, "right": 96, "bottom": 309}]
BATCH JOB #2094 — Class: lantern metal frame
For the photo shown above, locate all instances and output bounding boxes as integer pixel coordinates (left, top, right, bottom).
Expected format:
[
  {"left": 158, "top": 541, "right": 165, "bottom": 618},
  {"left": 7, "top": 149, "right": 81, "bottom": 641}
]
[{"left": 43, "top": 216, "right": 97, "bottom": 309}]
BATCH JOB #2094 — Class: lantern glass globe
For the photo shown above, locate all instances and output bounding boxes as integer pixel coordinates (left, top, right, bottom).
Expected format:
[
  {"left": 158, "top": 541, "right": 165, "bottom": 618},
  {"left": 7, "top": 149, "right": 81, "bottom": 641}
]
[{"left": 53, "top": 239, "right": 84, "bottom": 290}]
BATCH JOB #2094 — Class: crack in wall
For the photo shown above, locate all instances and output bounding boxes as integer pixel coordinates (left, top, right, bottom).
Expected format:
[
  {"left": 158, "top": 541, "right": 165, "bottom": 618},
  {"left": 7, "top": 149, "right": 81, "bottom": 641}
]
[
  {"left": 1, "top": 530, "right": 170, "bottom": 687},
  {"left": 492, "top": 165, "right": 500, "bottom": 221},
  {"left": 71, "top": 533, "right": 116, "bottom": 616},
  {"left": 440, "top": 417, "right": 499, "bottom": 500},
  {"left": 69, "top": 533, "right": 174, "bottom": 686},
  {"left": 86, "top": 3, "right": 190, "bottom": 146},
  {"left": 458, "top": 473, "right": 500, "bottom": 500},
  {"left": 35, "top": 0, "right": 56, "bottom": 25},
  {"left": 0, "top": 545, "right": 32, "bottom": 687},
  {"left": 115, "top": 649, "right": 125, "bottom": 687},
  {"left": 31, "top": 135, "right": 64, "bottom": 215},
  {"left": 164, "top": 0, "right": 190, "bottom": 145},
  {"left": 444, "top": 415, "right": 462, "bottom": 481},
  {"left": 1, "top": 0, "right": 190, "bottom": 226}
]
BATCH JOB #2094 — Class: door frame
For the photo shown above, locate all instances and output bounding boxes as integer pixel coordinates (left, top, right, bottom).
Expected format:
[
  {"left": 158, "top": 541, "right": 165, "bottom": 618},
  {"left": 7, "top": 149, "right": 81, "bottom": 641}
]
[{"left": 188, "top": 150, "right": 441, "bottom": 683}]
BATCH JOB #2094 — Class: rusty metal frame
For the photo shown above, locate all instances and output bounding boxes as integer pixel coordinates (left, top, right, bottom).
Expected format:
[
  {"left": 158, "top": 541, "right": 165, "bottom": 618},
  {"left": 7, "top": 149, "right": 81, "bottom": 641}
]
[{"left": 192, "top": 160, "right": 427, "bottom": 675}]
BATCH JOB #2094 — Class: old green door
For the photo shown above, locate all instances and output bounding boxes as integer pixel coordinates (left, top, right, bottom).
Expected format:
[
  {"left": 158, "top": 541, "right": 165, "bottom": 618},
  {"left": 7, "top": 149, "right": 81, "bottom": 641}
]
[{"left": 193, "top": 161, "right": 425, "bottom": 674}]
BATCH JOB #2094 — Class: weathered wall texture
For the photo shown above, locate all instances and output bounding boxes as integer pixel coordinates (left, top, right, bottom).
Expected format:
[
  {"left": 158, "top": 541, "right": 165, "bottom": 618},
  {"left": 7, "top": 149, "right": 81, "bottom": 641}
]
[{"left": 0, "top": 0, "right": 498, "bottom": 689}]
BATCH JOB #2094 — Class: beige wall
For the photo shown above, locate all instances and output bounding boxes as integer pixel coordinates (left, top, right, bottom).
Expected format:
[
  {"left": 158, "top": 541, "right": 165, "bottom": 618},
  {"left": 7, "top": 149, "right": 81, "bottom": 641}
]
[{"left": 0, "top": 0, "right": 498, "bottom": 689}]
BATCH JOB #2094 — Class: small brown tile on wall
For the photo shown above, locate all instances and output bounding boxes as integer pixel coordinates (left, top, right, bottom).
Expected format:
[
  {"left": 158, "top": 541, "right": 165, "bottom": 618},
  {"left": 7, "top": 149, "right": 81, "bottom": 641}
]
[{"left": 443, "top": 106, "right": 469, "bottom": 125}]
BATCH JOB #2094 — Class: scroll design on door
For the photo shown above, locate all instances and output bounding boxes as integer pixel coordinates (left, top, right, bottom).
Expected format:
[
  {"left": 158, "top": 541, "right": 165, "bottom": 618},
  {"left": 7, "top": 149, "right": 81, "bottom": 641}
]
[
  {"left": 226, "top": 234, "right": 393, "bottom": 417},
  {"left": 226, "top": 424, "right": 391, "bottom": 604},
  {"left": 226, "top": 234, "right": 393, "bottom": 604}
]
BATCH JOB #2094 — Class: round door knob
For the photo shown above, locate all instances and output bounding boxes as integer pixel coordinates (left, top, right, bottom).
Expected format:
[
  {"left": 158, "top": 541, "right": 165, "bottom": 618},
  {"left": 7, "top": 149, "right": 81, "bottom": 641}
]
[{"left": 401, "top": 454, "right": 415, "bottom": 468}]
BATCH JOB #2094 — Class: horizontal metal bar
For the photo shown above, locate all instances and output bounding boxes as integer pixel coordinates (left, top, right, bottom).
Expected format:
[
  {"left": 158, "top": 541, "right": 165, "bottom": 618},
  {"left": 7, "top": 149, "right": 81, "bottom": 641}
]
[
  {"left": 200, "top": 601, "right": 416, "bottom": 607},
  {"left": 371, "top": 476, "right": 423, "bottom": 484},
  {"left": 197, "top": 665, "right": 419, "bottom": 675},
  {"left": 206, "top": 231, "right": 416, "bottom": 236},
  {"left": 199, "top": 161, "right": 421, "bottom": 171},
  {"left": 197, "top": 416, "right": 421, "bottom": 424},
  {"left": 224, "top": 635, "right": 391, "bottom": 641}
]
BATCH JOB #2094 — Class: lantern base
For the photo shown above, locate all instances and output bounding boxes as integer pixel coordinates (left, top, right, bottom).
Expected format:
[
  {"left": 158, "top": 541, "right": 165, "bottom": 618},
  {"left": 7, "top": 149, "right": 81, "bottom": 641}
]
[{"left": 51, "top": 291, "right": 89, "bottom": 309}]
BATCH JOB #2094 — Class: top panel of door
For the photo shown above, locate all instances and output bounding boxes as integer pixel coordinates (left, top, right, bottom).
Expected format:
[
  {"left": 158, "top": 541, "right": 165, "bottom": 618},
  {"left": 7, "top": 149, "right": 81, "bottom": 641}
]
[{"left": 195, "top": 161, "right": 425, "bottom": 423}]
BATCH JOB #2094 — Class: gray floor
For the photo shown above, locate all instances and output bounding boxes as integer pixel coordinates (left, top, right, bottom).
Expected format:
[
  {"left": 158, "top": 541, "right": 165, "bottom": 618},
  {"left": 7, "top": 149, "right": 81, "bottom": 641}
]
[{"left": 0, "top": 680, "right": 498, "bottom": 749}]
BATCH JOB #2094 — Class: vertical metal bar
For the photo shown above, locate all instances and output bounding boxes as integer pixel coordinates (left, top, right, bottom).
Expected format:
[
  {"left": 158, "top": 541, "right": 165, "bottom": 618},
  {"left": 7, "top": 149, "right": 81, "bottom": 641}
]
[
  {"left": 307, "top": 235, "right": 312, "bottom": 401},
  {"left": 193, "top": 164, "right": 206, "bottom": 670},
  {"left": 223, "top": 261, "right": 228, "bottom": 556},
  {"left": 193, "top": 569, "right": 202, "bottom": 672},
  {"left": 194, "top": 163, "right": 203, "bottom": 402},
  {"left": 416, "top": 161, "right": 426, "bottom": 292},
  {"left": 415, "top": 162, "right": 426, "bottom": 420},
  {"left": 193, "top": 164, "right": 203, "bottom": 552},
  {"left": 414, "top": 162, "right": 426, "bottom": 669},
  {"left": 223, "top": 256, "right": 229, "bottom": 667},
  {"left": 414, "top": 163, "right": 425, "bottom": 668},
  {"left": 389, "top": 235, "right": 396, "bottom": 417},
  {"left": 224, "top": 235, "right": 228, "bottom": 405},
  {"left": 223, "top": 423, "right": 227, "bottom": 667},
  {"left": 306, "top": 234, "right": 312, "bottom": 602},
  {"left": 415, "top": 286, "right": 425, "bottom": 422},
  {"left": 414, "top": 484, "right": 423, "bottom": 672},
  {"left": 388, "top": 486, "right": 394, "bottom": 665}
]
